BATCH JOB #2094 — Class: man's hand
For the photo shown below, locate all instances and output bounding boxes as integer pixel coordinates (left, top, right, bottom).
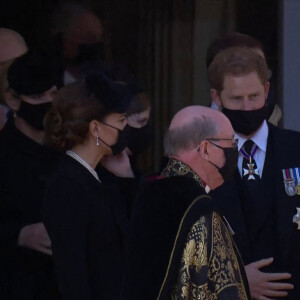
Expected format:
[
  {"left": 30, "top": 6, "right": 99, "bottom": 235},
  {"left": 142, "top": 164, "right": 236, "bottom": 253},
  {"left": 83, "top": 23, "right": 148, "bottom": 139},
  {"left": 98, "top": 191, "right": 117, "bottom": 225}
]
[
  {"left": 101, "top": 149, "right": 134, "bottom": 178},
  {"left": 18, "top": 222, "right": 52, "bottom": 255},
  {"left": 245, "top": 258, "right": 293, "bottom": 299}
]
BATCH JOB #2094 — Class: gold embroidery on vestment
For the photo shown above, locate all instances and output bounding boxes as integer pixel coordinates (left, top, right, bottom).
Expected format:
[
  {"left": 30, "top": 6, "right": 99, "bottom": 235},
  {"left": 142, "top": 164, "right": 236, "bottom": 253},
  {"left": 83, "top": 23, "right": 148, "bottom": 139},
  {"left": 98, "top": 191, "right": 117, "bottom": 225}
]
[{"left": 170, "top": 213, "right": 248, "bottom": 300}]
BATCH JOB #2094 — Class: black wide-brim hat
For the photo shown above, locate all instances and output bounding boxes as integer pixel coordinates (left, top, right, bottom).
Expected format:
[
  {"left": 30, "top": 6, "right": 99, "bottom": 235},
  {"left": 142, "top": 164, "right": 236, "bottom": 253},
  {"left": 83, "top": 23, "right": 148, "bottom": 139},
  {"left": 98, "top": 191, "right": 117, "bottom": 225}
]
[
  {"left": 7, "top": 49, "right": 57, "bottom": 96},
  {"left": 83, "top": 61, "right": 145, "bottom": 95},
  {"left": 85, "top": 69, "right": 134, "bottom": 114}
]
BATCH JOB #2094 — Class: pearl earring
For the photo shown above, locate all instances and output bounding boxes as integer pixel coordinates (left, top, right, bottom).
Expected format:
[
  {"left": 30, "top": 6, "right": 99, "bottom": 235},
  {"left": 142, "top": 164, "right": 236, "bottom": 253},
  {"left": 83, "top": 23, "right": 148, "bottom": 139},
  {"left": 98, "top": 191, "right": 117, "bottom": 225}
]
[{"left": 96, "top": 136, "right": 100, "bottom": 146}]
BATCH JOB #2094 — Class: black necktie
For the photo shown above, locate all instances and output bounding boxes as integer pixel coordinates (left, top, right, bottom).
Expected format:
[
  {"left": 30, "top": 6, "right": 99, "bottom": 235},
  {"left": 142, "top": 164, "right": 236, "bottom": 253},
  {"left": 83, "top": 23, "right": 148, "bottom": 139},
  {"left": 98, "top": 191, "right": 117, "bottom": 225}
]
[
  {"left": 241, "top": 140, "right": 260, "bottom": 181},
  {"left": 240, "top": 140, "right": 261, "bottom": 238}
]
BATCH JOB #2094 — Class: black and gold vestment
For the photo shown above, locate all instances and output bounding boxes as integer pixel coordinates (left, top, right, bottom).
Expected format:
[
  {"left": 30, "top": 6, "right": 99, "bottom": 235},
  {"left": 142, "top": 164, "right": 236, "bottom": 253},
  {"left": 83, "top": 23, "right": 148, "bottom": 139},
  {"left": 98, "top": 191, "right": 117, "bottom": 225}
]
[{"left": 122, "top": 159, "right": 250, "bottom": 300}]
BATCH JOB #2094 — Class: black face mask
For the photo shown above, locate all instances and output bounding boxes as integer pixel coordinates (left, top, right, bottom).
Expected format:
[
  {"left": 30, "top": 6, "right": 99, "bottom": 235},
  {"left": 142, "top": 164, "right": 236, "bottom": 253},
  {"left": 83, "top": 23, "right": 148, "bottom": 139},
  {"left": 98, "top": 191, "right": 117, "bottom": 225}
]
[
  {"left": 208, "top": 143, "right": 238, "bottom": 182},
  {"left": 99, "top": 123, "right": 130, "bottom": 155},
  {"left": 17, "top": 101, "right": 52, "bottom": 131},
  {"left": 127, "top": 124, "right": 154, "bottom": 155},
  {"left": 76, "top": 42, "right": 104, "bottom": 64},
  {"left": 222, "top": 105, "right": 267, "bottom": 136}
]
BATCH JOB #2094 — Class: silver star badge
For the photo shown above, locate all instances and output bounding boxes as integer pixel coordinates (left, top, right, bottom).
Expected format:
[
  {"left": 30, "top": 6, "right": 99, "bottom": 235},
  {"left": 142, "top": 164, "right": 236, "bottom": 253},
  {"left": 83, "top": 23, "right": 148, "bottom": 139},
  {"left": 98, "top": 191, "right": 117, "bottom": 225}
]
[{"left": 293, "top": 207, "right": 300, "bottom": 230}]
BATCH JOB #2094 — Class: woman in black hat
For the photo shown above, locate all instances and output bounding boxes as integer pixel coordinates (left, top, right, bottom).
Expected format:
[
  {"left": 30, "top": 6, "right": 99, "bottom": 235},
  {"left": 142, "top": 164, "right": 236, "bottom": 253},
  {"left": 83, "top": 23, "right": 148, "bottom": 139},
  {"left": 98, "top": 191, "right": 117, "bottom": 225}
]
[
  {"left": 0, "top": 49, "right": 60, "bottom": 300},
  {"left": 42, "top": 72, "right": 133, "bottom": 300}
]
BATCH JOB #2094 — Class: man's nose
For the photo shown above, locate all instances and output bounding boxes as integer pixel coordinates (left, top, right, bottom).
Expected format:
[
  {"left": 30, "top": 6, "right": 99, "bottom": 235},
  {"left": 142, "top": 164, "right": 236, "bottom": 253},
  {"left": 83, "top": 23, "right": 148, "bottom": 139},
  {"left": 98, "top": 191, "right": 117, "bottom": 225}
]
[{"left": 242, "top": 98, "right": 253, "bottom": 111}]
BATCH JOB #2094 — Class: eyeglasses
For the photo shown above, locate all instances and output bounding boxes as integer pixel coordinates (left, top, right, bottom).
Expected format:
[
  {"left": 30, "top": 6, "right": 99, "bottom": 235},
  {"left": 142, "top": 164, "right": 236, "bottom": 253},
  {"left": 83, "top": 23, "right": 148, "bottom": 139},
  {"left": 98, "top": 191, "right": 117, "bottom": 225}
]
[{"left": 206, "top": 138, "right": 239, "bottom": 149}]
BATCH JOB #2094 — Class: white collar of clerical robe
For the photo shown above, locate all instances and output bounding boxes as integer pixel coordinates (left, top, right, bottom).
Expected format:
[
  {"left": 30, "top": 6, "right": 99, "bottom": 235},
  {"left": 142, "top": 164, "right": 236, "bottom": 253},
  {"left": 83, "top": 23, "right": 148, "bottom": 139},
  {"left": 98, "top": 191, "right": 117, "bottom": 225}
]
[{"left": 205, "top": 185, "right": 211, "bottom": 194}]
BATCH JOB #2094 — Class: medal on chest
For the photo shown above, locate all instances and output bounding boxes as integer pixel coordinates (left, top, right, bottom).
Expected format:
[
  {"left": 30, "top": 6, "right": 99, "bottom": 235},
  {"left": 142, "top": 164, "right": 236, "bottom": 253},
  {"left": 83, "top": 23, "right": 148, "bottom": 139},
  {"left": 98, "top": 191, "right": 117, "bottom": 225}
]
[
  {"left": 295, "top": 168, "right": 300, "bottom": 196},
  {"left": 282, "top": 168, "right": 299, "bottom": 196},
  {"left": 243, "top": 157, "right": 259, "bottom": 180},
  {"left": 241, "top": 145, "right": 260, "bottom": 180},
  {"left": 297, "top": 184, "right": 300, "bottom": 196}
]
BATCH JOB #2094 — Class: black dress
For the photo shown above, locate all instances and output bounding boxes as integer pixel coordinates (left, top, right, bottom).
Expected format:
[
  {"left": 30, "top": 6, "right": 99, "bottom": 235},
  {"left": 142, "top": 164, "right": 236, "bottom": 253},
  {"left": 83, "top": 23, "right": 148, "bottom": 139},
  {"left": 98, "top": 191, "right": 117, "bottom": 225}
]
[
  {"left": 43, "top": 155, "right": 128, "bottom": 300},
  {"left": 0, "top": 118, "right": 60, "bottom": 300}
]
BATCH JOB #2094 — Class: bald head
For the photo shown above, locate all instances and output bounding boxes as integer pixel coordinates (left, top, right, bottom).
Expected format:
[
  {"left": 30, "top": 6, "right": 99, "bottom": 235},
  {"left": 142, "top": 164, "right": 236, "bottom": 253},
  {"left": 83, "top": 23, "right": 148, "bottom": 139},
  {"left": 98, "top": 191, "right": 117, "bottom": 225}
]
[
  {"left": 170, "top": 105, "right": 230, "bottom": 131},
  {"left": 70, "top": 12, "right": 103, "bottom": 42},
  {"left": 0, "top": 28, "right": 27, "bottom": 63},
  {"left": 165, "top": 105, "right": 233, "bottom": 157},
  {"left": 61, "top": 10, "right": 103, "bottom": 59}
]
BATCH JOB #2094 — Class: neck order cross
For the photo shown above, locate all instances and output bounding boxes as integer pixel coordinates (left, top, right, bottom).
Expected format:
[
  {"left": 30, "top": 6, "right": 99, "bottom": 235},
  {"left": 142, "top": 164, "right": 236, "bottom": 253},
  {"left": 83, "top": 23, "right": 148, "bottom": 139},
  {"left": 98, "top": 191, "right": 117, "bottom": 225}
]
[{"left": 240, "top": 140, "right": 259, "bottom": 180}]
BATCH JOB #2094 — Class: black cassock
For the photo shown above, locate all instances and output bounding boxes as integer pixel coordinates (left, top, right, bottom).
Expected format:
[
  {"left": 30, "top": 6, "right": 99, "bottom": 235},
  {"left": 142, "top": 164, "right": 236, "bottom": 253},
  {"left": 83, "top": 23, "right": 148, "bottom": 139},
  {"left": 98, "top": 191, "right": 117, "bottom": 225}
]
[{"left": 121, "top": 159, "right": 250, "bottom": 300}]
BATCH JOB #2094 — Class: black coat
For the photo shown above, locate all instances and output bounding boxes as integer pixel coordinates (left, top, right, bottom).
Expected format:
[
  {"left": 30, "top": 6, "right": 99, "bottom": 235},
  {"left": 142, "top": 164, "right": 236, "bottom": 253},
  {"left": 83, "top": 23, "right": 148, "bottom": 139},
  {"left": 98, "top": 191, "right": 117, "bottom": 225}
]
[
  {"left": 43, "top": 155, "right": 128, "bottom": 300},
  {"left": 95, "top": 165, "right": 140, "bottom": 219},
  {"left": 0, "top": 119, "right": 60, "bottom": 300},
  {"left": 212, "top": 123, "right": 300, "bottom": 299}
]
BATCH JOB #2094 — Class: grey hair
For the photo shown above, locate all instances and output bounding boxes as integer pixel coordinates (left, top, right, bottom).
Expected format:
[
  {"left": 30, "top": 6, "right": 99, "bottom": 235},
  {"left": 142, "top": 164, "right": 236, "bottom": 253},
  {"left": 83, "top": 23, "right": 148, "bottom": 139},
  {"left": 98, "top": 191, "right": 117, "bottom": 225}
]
[
  {"left": 164, "top": 116, "right": 219, "bottom": 156},
  {"left": 51, "top": 3, "right": 90, "bottom": 36}
]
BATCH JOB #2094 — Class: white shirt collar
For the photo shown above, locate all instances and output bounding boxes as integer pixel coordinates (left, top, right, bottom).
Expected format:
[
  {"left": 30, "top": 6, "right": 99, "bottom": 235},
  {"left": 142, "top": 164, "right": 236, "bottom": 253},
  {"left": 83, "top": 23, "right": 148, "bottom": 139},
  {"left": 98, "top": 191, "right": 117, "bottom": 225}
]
[{"left": 235, "top": 120, "right": 269, "bottom": 152}]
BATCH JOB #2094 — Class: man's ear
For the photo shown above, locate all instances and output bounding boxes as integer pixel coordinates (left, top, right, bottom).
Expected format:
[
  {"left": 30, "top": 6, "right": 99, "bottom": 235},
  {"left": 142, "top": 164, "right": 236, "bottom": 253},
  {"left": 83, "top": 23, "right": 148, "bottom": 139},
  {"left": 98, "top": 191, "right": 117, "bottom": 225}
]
[
  {"left": 210, "top": 89, "right": 222, "bottom": 108},
  {"left": 264, "top": 82, "right": 270, "bottom": 100},
  {"left": 198, "top": 140, "right": 210, "bottom": 159},
  {"left": 4, "top": 90, "right": 21, "bottom": 111}
]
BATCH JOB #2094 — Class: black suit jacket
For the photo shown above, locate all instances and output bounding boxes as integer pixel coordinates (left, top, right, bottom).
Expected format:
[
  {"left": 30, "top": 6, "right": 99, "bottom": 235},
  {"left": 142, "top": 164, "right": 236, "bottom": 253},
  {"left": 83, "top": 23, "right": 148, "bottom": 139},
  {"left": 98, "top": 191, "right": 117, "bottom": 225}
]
[{"left": 212, "top": 123, "right": 300, "bottom": 299}]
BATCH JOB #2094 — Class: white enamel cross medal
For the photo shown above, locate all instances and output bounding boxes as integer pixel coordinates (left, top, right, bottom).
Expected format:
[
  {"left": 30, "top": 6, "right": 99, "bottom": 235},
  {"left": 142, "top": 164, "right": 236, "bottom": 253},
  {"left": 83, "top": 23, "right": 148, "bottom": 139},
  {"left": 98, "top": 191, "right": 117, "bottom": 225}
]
[{"left": 243, "top": 157, "right": 259, "bottom": 180}]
